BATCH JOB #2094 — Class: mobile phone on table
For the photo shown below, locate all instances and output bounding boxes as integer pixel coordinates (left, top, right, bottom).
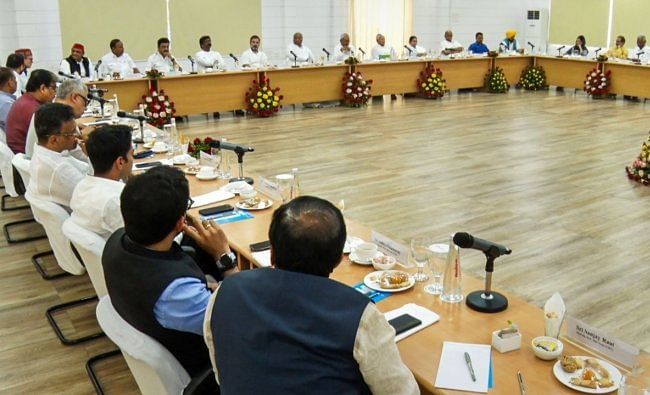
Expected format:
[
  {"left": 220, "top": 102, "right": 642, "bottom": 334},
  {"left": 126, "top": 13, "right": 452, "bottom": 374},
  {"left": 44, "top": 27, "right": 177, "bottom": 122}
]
[
  {"left": 133, "top": 150, "right": 154, "bottom": 159},
  {"left": 199, "top": 204, "right": 234, "bottom": 217},
  {"left": 250, "top": 240, "right": 271, "bottom": 252},
  {"left": 135, "top": 161, "right": 161, "bottom": 169},
  {"left": 388, "top": 314, "right": 422, "bottom": 335}
]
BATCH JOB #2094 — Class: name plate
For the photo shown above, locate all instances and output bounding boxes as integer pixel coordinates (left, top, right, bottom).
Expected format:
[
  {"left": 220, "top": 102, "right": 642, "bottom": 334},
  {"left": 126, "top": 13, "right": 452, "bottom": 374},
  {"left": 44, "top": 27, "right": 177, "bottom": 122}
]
[
  {"left": 566, "top": 317, "right": 639, "bottom": 368},
  {"left": 371, "top": 230, "right": 410, "bottom": 267},
  {"left": 257, "top": 176, "right": 282, "bottom": 201}
]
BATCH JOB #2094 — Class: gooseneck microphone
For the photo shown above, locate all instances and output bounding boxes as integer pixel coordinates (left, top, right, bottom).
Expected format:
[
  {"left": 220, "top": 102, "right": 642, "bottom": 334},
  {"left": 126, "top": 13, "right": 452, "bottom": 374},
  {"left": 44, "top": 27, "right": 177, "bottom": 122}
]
[
  {"left": 88, "top": 93, "right": 106, "bottom": 104},
  {"left": 556, "top": 45, "right": 566, "bottom": 57},
  {"left": 94, "top": 59, "right": 102, "bottom": 73},
  {"left": 358, "top": 47, "right": 366, "bottom": 55},
  {"left": 527, "top": 41, "right": 535, "bottom": 50},
  {"left": 209, "top": 140, "right": 255, "bottom": 184},
  {"left": 290, "top": 50, "right": 298, "bottom": 67},
  {"left": 453, "top": 232, "right": 512, "bottom": 313},
  {"left": 322, "top": 48, "right": 330, "bottom": 61},
  {"left": 229, "top": 53, "right": 239, "bottom": 62},
  {"left": 404, "top": 45, "right": 412, "bottom": 56},
  {"left": 117, "top": 111, "right": 148, "bottom": 122},
  {"left": 58, "top": 71, "right": 75, "bottom": 79}
]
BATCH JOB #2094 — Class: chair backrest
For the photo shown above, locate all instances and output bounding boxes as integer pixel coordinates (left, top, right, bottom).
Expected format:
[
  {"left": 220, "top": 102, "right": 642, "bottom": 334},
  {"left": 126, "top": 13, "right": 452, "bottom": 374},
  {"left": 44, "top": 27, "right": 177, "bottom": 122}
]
[
  {"left": 11, "top": 152, "right": 31, "bottom": 188},
  {"left": 25, "top": 191, "right": 85, "bottom": 276},
  {"left": 0, "top": 140, "right": 17, "bottom": 197},
  {"left": 62, "top": 218, "right": 108, "bottom": 297},
  {"left": 0, "top": 126, "right": 6, "bottom": 144},
  {"left": 96, "top": 296, "right": 191, "bottom": 395}
]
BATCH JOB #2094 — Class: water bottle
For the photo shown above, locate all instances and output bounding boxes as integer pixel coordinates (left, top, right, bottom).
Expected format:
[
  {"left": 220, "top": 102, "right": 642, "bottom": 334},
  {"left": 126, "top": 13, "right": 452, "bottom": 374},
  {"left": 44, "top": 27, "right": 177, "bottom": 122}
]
[
  {"left": 290, "top": 168, "right": 300, "bottom": 199},
  {"left": 169, "top": 118, "right": 179, "bottom": 155},
  {"left": 219, "top": 138, "right": 231, "bottom": 179},
  {"left": 111, "top": 94, "right": 119, "bottom": 122},
  {"left": 440, "top": 234, "right": 464, "bottom": 303}
]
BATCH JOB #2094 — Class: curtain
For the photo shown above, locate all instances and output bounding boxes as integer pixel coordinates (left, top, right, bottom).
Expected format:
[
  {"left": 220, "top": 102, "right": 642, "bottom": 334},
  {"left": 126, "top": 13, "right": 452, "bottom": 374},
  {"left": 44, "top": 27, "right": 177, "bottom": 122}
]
[{"left": 349, "top": 0, "right": 413, "bottom": 58}]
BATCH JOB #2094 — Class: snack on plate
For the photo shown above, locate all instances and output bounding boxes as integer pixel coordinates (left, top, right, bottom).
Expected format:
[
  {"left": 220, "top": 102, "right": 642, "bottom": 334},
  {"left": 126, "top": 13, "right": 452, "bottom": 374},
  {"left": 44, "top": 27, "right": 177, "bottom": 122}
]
[
  {"left": 585, "top": 358, "right": 611, "bottom": 379},
  {"left": 546, "top": 311, "right": 559, "bottom": 319},
  {"left": 582, "top": 369, "right": 597, "bottom": 381},
  {"left": 598, "top": 377, "right": 614, "bottom": 388},
  {"left": 378, "top": 271, "right": 410, "bottom": 289},
  {"left": 561, "top": 355, "right": 584, "bottom": 373},
  {"left": 570, "top": 378, "right": 598, "bottom": 389}
]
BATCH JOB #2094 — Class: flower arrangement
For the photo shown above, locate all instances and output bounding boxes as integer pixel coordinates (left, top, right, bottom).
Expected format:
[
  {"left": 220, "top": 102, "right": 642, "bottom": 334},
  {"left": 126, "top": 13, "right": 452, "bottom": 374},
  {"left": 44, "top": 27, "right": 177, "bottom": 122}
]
[
  {"left": 245, "top": 78, "right": 282, "bottom": 117},
  {"left": 485, "top": 67, "right": 509, "bottom": 93},
  {"left": 417, "top": 65, "right": 446, "bottom": 99},
  {"left": 342, "top": 71, "right": 372, "bottom": 107},
  {"left": 517, "top": 65, "right": 547, "bottom": 90},
  {"left": 141, "top": 88, "right": 175, "bottom": 127},
  {"left": 344, "top": 57, "right": 360, "bottom": 65},
  {"left": 145, "top": 68, "right": 163, "bottom": 80},
  {"left": 625, "top": 131, "right": 650, "bottom": 185},
  {"left": 584, "top": 68, "right": 611, "bottom": 97},
  {"left": 188, "top": 136, "right": 215, "bottom": 158}
]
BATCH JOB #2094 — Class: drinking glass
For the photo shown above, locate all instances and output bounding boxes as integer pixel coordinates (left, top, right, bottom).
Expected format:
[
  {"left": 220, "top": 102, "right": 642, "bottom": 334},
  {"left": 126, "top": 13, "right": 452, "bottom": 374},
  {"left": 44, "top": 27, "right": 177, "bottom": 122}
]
[
  {"left": 209, "top": 147, "right": 223, "bottom": 173},
  {"left": 410, "top": 236, "right": 433, "bottom": 282},
  {"left": 275, "top": 174, "right": 293, "bottom": 203},
  {"left": 424, "top": 243, "right": 448, "bottom": 294},
  {"left": 180, "top": 135, "right": 190, "bottom": 155}
]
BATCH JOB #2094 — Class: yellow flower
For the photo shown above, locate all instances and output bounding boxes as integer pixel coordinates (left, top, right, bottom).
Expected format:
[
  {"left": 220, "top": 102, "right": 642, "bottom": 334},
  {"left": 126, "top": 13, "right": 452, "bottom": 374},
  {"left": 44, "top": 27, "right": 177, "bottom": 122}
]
[
  {"left": 421, "top": 83, "right": 426, "bottom": 88},
  {"left": 262, "top": 94, "right": 268, "bottom": 99},
  {"left": 260, "top": 103, "right": 266, "bottom": 109},
  {"left": 257, "top": 98, "right": 262, "bottom": 103},
  {"left": 262, "top": 87, "right": 268, "bottom": 92},
  {"left": 274, "top": 96, "right": 279, "bottom": 101},
  {"left": 250, "top": 99, "right": 254, "bottom": 103},
  {"left": 427, "top": 78, "right": 432, "bottom": 82},
  {"left": 257, "top": 92, "right": 262, "bottom": 97},
  {"left": 253, "top": 103, "right": 258, "bottom": 109},
  {"left": 272, "top": 101, "right": 278, "bottom": 107}
]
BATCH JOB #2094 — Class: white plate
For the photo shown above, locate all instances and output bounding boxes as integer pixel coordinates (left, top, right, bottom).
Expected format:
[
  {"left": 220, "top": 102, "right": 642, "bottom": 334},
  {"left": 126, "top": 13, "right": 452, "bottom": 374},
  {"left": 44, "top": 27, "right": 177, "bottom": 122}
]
[
  {"left": 221, "top": 181, "right": 254, "bottom": 195},
  {"left": 552, "top": 356, "right": 621, "bottom": 394},
  {"left": 349, "top": 250, "right": 383, "bottom": 266},
  {"left": 235, "top": 199, "right": 273, "bottom": 211},
  {"left": 196, "top": 173, "right": 219, "bottom": 181},
  {"left": 363, "top": 270, "right": 415, "bottom": 293},
  {"left": 151, "top": 145, "right": 169, "bottom": 153},
  {"left": 343, "top": 236, "right": 364, "bottom": 254}
]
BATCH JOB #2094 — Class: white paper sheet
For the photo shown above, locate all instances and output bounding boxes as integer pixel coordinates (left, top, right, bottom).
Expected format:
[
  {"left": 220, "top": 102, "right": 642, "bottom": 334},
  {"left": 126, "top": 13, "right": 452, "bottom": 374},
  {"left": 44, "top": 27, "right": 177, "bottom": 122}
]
[
  {"left": 191, "top": 190, "right": 235, "bottom": 208},
  {"left": 435, "top": 342, "right": 491, "bottom": 393},
  {"left": 384, "top": 303, "right": 440, "bottom": 342},
  {"left": 251, "top": 250, "right": 272, "bottom": 267}
]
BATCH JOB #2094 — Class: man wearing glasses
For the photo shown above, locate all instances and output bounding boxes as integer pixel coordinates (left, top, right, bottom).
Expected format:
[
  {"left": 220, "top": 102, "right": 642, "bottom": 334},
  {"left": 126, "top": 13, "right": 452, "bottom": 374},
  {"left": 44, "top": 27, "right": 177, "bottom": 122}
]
[
  {"left": 25, "top": 78, "right": 92, "bottom": 158},
  {"left": 5, "top": 69, "right": 57, "bottom": 154},
  {"left": 102, "top": 166, "right": 237, "bottom": 393},
  {"left": 28, "top": 103, "right": 90, "bottom": 211}
]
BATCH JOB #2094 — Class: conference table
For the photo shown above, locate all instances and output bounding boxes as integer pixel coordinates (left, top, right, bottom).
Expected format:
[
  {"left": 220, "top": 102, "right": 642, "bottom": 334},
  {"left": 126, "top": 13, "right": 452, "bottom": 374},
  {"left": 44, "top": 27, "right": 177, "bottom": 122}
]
[
  {"left": 162, "top": 162, "right": 649, "bottom": 395},
  {"left": 87, "top": 55, "right": 650, "bottom": 117}
]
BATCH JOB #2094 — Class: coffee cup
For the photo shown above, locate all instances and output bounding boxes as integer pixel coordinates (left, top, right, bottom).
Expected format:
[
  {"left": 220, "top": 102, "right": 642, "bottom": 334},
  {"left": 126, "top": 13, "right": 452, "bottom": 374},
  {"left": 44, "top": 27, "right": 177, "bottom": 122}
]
[
  {"left": 198, "top": 166, "right": 215, "bottom": 177},
  {"left": 240, "top": 189, "right": 258, "bottom": 204},
  {"left": 354, "top": 242, "right": 378, "bottom": 262}
]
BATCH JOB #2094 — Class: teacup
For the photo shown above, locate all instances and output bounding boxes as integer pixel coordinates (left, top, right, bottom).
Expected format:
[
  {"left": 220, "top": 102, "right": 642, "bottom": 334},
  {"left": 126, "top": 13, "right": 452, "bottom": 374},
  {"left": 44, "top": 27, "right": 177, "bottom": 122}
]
[
  {"left": 198, "top": 166, "right": 215, "bottom": 177},
  {"left": 240, "top": 189, "right": 258, "bottom": 204},
  {"left": 153, "top": 142, "right": 167, "bottom": 151},
  {"left": 354, "top": 242, "right": 378, "bottom": 262}
]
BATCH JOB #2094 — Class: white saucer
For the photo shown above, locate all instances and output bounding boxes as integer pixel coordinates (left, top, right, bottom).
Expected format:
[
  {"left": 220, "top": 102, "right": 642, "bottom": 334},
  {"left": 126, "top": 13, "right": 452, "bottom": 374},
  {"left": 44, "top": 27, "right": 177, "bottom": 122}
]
[
  {"left": 235, "top": 199, "right": 273, "bottom": 211},
  {"left": 152, "top": 145, "right": 169, "bottom": 153},
  {"left": 343, "top": 236, "right": 364, "bottom": 254},
  {"left": 349, "top": 250, "right": 383, "bottom": 266},
  {"left": 172, "top": 154, "right": 191, "bottom": 165},
  {"left": 196, "top": 173, "right": 219, "bottom": 181}
]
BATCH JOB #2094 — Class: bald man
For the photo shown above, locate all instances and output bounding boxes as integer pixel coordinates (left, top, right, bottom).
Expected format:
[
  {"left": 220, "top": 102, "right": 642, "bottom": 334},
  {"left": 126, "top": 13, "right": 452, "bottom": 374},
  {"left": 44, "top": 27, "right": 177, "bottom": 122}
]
[
  {"left": 371, "top": 34, "right": 397, "bottom": 61},
  {"left": 333, "top": 33, "right": 357, "bottom": 62},
  {"left": 440, "top": 30, "right": 463, "bottom": 55},
  {"left": 286, "top": 32, "right": 314, "bottom": 64}
]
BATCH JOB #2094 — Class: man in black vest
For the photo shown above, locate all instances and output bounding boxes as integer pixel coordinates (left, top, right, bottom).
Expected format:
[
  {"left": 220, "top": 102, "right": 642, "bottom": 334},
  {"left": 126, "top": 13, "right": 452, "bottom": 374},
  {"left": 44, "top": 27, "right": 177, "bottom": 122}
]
[
  {"left": 205, "top": 196, "right": 419, "bottom": 395},
  {"left": 59, "top": 43, "right": 95, "bottom": 80},
  {"left": 103, "top": 166, "right": 238, "bottom": 393}
]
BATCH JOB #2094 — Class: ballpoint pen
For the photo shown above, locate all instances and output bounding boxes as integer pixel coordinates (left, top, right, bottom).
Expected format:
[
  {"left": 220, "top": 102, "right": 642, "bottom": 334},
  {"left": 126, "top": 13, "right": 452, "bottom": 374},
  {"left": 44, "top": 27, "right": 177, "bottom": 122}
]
[
  {"left": 518, "top": 370, "right": 527, "bottom": 395},
  {"left": 464, "top": 352, "right": 476, "bottom": 382}
]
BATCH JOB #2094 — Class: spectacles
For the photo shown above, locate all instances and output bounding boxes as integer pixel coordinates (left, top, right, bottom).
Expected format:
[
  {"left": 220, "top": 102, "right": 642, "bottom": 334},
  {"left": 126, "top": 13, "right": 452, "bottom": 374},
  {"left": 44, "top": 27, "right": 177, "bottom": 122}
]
[
  {"left": 187, "top": 197, "right": 195, "bottom": 210},
  {"left": 48, "top": 84, "right": 57, "bottom": 91},
  {"left": 77, "top": 94, "right": 89, "bottom": 105},
  {"left": 58, "top": 127, "right": 81, "bottom": 138}
]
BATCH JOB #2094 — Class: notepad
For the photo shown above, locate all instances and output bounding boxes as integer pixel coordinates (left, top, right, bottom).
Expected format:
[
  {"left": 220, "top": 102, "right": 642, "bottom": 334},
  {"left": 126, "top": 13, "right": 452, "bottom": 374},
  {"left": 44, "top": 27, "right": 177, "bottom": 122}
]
[
  {"left": 435, "top": 342, "right": 491, "bottom": 393},
  {"left": 191, "top": 190, "right": 234, "bottom": 208}
]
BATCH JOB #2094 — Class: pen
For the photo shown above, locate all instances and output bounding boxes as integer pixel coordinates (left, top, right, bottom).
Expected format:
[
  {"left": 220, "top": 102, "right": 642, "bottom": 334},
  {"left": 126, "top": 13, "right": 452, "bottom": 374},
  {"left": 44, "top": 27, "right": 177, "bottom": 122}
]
[
  {"left": 464, "top": 352, "right": 476, "bottom": 382},
  {"left": 517, "top": 370, "right": 527, "bottom": 395}
]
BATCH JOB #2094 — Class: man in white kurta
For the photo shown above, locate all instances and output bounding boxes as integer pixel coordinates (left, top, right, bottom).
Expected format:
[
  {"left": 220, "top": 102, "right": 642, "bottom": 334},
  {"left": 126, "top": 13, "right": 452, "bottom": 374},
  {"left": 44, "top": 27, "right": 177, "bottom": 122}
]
[
  {"left": 99, "top": 39, "right": 140, "bottom": 78},
  {"left": 241, "top": 35, "right": 269, "bottom": 68},
  {"left": 286, "top": 32, "right": 314, "bottom": 64},
  {"left": 59, "top": 43, "right": 95, "bottom": 80},
  {"left": 440, "top": 30, "right": 463, "bottom": 55},
  {"left": 371, "top": 34, "right": 397, "bottom": 61},
  {"left": 70, "top": 125, "right": 133, "bottom": 239},
  {"left": 147, "top": 37, "right": 182, "bottom": 73},
  {"left": 195, "top": 35, "right": 226, "bottom": 72},
  {"left": 405, "top": 36, "right": 427, "bottom": 58},
  {"left": 333, "top": 33, "right": 357, "bottom": 62},
  {"left": 28, "top": 103, "right": 91, "bottom": 211},
  {"left": 630, "top": 35, "right": 649, "bottom": 62}
]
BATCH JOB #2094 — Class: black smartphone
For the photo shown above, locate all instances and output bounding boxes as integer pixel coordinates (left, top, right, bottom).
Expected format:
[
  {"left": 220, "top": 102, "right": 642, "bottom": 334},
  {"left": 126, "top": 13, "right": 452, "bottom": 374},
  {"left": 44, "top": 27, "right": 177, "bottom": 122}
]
[
  {"left": 199, "top": 204, "right": 234, "bottom": 217},
  {"left": 133, "top": 150, "right": 154, "bottom": 159},
  {"left": 388, "top": 314, "right": 422, "bottom": 335},
  {"left": 135, "top": 161, "right": 161, "bottom": 169},
  {"left": 250, "top": 240, "right": 271, "bottom": 252}
]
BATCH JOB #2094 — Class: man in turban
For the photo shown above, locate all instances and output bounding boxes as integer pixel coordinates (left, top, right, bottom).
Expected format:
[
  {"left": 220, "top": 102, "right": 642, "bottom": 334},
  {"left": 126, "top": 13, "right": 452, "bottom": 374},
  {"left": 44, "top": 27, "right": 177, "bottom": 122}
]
[{"left": 500, "top": 30, "right": 523, "bottom": 54}]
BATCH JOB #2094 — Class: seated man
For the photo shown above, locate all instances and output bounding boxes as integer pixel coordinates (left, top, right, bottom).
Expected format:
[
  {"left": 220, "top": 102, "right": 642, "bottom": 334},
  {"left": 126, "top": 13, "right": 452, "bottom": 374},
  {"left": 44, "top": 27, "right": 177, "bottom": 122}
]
[
  {"left": 0, "top": 67, "right": 18, "bottom": 134},
  {"left": 5, "top": 53, "right": 25, "bottom": 98},
  {"left": 606, "top": 35, "right": 629, "bottom": 59},
  {"left": 147, "top": 37, "right": 182, "bottom": 73},
  {"left": 59, "top": 43, "right": 95, "bottom": 80},
  {"left": 333, "top": 33, "right": 357, "bottom": 62},
  {"left": 371, "top": 34, "right": 397, "bottom": 60},
  {"left": 195, "top": 35, "right": 225, "bottom": 72},
  {"left": 26, "top": 78, "right": 91, "bottom": 158},
  {"left": 440, "top": 30, "right": 463, "bottom": 55},
  {"left": 468, "top": 32, "right": 489, "bottom": 54},
  {"left": 499, "top": 30, "right": 524, "bottom": 54},
  {"left": 5, "top": 69, "right": 57, "bottom": 153},
  {"left": 240, "top": 35, "right": 269, "bottom": 68},
  {"left": 103, "top": 165, "right": 237, "bottom": 384},
  {"left": 630, "top": 34, "right": 647, "bottom": 62},
  {"left": 28, "top": 103, "right": 90, "bottom": 210},
  {"left": 99, "top": 39, "right": 140, "bottom": 78},
  {"left": 205, "top": 196, "right": 419, "bottom": 395},
  {"left": 70, "top": 125, "right": 132, "bottom": 239},
  {"left": 286, "top": 32, "right": 314, "bottom": 64},
  {"left": 14, "top": 48, "right": 33, "bottom": 94},
  {"left": 405, "top": 35, "right": 426, "bottom": 58}
]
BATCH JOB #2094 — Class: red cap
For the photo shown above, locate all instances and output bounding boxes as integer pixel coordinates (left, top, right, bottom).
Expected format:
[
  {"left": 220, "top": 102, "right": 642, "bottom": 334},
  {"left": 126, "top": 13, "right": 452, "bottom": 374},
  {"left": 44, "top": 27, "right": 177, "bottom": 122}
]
[
  {"left": 72, "top": 43, "right": 85, "bottom": 54},
  {"left": 15, "top": 48, "right": 33, "bottom": 57}
]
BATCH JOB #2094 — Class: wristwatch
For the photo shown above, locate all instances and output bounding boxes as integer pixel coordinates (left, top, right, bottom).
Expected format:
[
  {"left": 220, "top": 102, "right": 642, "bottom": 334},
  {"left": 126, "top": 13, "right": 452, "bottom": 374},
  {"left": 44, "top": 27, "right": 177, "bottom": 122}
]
[{"left": 217, "top": 251, "right": 237, "bottom": 272}]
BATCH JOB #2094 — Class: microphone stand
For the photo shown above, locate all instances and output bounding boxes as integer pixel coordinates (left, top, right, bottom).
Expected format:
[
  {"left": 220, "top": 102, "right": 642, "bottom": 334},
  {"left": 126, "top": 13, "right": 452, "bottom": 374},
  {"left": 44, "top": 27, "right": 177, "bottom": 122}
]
[
  {"left": 528, "top": 42, "right": 535, "bottom": 53},
  {"left": 292, "top": 53, "right": 298, "bottom": 68},
  {"left": 556, "top": 46, "right": 565, "bottom": 58},
  {"left": 358, "top": 48, "right": 365, "bottom": 61},
  {"left": 594, "top": 48, "right": 602, "bottom": 59},
  {"left": 466, "top": 246, "right": 509, "bottom": 313},
  {"left": 133, "top": 119, "right": 145, "bottom": 144},
  {"left": 230, "top": 147, "right": 254, "bottom": 185}
]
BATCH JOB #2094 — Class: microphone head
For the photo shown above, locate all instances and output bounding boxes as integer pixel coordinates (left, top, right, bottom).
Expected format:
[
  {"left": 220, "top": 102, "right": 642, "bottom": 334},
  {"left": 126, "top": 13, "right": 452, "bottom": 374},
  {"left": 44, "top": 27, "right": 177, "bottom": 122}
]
[
  {"left": 117, "top": 111, "right": 126, "bottom": 117},
  {"left": 452, "top": 232, "right": 473, "bottom": 248}
]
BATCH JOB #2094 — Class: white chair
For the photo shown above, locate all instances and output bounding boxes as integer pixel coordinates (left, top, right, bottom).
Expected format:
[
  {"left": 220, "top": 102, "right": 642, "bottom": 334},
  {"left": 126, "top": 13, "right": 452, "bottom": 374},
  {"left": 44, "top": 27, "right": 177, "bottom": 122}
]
[
  {"left": 96, "top": 295, "right": 192, "bottom": 395},
  {"left": 62, "top": 218, "right": 108, "bottom": 297}
]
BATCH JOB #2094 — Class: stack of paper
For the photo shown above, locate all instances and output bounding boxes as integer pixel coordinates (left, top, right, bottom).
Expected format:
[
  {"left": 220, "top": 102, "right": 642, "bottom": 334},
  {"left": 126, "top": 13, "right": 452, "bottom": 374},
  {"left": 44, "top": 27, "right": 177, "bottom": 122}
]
[
  {"left": 435, "top": 342, "right": 491, "bottom": 393},
  {"left": 191, "top": 190, "right": 234, "bottom": 208}
]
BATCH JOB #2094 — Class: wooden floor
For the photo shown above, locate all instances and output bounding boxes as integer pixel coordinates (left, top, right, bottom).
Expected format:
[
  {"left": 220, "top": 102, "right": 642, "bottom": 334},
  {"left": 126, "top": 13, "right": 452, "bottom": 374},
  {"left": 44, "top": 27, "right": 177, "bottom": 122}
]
[{"left": 1, "top": 89, "right": 649, "bottom": 394}]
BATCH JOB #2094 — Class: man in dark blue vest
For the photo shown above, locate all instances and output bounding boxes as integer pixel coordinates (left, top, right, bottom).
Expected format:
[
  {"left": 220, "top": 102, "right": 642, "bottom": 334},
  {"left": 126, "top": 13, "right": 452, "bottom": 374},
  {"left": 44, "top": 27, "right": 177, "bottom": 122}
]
[
  {"left": 59, "top": 43, "right": 95, "bottom": 80},
  {"left": 205, "top": 196, "right": 419, "bottom": 395},
  {"left": 103, "top": 166, "right": 238, "bottom": 393}
]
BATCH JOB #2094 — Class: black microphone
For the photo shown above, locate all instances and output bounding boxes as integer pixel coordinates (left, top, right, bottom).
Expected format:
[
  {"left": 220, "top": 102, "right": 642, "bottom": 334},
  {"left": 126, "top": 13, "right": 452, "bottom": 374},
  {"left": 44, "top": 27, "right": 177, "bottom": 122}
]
[
  {"left": 187, "top": 55, "right": 195, "bottom": 63},
  {"left": 527, "top": 41, "right": 535, "bottom": 49},
  {"left": 453, "top": 232, "right": 511, "bottom": 258},
  {"left": 117, "top": 111, "right": 148, "bottom": 122},
  {"left": 88, "top": 93, "right": 106, "bottom": 104},
  {"left": 290, "top": 50, "right": 298, "bottom": 60},
  {"left": 58, "top": 71, "right": 75, "bottom": 79},
  {"left": 404, "top": 45, "right": 412, "bottom": 55},
  {"left": 358, "top": 47, "right": 366, "bottom": 55},
  {"left": 322, "top": 48, "right": 330, "bottom": 56},
  {"left": 210, "top": 139, "right": 254, "bottom": 153},
  {"left": 229, "top": 53, "right": 239, "bottom": 62},
  {"left": 94, "top": 59, "right": 102, "bottom": 73},
  {"left": 557, "top": 45, "right": 566, "bottom": 50}
]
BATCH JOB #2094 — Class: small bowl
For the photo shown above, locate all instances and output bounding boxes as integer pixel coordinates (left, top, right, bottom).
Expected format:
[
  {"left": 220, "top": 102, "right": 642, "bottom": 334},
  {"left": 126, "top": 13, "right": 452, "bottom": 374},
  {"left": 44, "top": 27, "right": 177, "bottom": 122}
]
[
  {"left": 372, "top": 255, "right": 396, "bottom": 271},
  {"left": 531, "top": 336, "right": 563, "bottom": 360}
]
